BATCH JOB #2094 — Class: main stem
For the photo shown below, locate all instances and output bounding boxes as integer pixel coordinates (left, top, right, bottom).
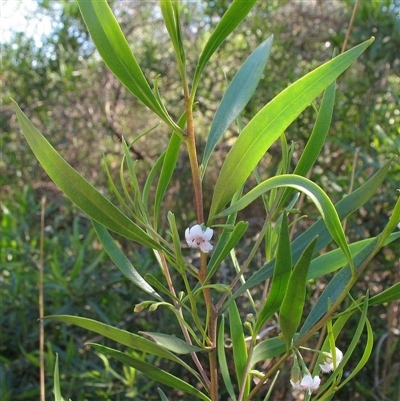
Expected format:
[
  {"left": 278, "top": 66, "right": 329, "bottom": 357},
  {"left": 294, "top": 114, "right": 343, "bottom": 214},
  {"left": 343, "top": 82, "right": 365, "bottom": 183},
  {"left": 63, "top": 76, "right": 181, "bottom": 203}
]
[{"left": 184, "top": 83, "right": 219, "bottom": 400}]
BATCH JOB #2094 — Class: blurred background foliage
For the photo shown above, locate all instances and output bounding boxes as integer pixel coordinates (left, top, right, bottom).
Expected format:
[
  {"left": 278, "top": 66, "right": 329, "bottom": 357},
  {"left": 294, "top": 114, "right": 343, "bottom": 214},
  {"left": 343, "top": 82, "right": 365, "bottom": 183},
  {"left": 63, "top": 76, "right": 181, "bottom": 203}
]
[{"left": 1, "top": 0, "right": 399, "bottom": 400}]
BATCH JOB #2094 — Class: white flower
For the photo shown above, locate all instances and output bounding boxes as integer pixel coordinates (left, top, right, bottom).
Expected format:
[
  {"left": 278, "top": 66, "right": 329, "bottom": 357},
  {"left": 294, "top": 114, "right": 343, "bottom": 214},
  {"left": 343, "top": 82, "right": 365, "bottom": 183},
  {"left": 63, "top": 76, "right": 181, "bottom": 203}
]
[
  {"left": 185, "top": 224, "right": 213, "bottom": 253},
  {"left": 319, "top": 347, "right": 343, "bottom": 373},
  {"left": 291, "top": 374, "right": 321, "bottom": 394}
]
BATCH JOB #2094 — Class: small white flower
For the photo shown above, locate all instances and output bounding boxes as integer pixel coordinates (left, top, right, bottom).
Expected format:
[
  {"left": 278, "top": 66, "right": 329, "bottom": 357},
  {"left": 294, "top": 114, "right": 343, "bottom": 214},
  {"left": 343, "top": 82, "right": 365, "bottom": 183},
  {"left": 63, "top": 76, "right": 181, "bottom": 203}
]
[
  {"left": 185, "top": 224, "right": 213, "bottom": 253},
  {"left": 291, "top": 374, "right": 320, "bottom": 394},
  {"left": 319, "top": 347, "right": 343, "bottom": 373}
]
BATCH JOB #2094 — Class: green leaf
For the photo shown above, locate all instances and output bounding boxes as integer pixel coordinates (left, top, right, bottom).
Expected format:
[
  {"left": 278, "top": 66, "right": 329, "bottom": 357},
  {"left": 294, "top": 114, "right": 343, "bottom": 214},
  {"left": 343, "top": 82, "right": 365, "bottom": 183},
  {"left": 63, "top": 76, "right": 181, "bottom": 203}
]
[
  {"left": 294, "top": 81, "right": 336, "bottom": 177},
  {"left": 250, "top": 337, "right": 286, "bottom": 367},
  {"left": 46, "top": 315, "right": 201, "bottom": 382},
  {"left": 139, "top": 332, "right": 203, "bottom": 354},
  {"left": 92, "top": 220, "right": 162, "bottom": 300},
  {"left": 299, "top": 197, "right": 400, "bottom": 340},
  {"left": 90, "top": 343, "right": 211, "bottom": 401},
  {"left": 208, "top": 38, "right": 374, "bottom": 218},
  {"left": 255, "top": 212, "right": 292, "bottom": 333},
  {"left": 221, "top": 159, "right": 392, "bottom": 308},
  {"left": 370, "top": 281, "right": 400, "bottom": 305},
  {"left": 279, "top": 237, "right": 317, "bottom": 347},
  {"left": 308, "top": 231, "right": 400, "bottom": 280},
  {"left": 202, "top": 35, "right": 274, "bottom": 172},
  {"left": 217, "top": 316, "right": 237, "bottom": 401},
  {"left": 205, "top": 221, "right": 249, "bottom": 284},
  {"left": 215, "top": 174, "right": 353, "bottom": 269},
  {"left": 192, "top": 0, "right": 257, "bottom": 96},
  {"left": 297, "top": 238, "right": 378, "bottom": 340},
  {"left": 157, "top": 388, "right": 170, "bottom": 401},
  {"left": 12, "top": 100, "right": 162, "bottom": 250},
  {"left": 154, "top": 113, "right": 186, "bottom": 226},
  {"left": 229, "top": 301, "right": 250, "bottom": 397},
  {"left": 160, "top": 0, "right": 185, "bottom": 71},
  {"left": 76, "top": 0, "right": 179, "bottom": 132},
  {"left": 53, "top": 353, "right": 62, "bottom": 401}
]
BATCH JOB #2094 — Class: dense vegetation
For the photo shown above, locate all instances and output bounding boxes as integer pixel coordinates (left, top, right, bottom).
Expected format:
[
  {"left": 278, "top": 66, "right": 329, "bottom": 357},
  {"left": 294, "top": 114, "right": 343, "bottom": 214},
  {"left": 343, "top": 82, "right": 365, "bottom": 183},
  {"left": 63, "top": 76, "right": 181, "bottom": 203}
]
[{"left": 1, "top": 1, "right": 399, "bottom": 400}]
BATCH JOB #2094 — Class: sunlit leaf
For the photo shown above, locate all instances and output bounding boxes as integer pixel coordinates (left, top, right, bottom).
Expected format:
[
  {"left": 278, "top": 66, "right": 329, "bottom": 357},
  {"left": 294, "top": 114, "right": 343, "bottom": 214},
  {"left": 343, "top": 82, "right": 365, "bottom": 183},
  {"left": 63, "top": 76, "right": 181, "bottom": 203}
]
[
  {"left": 12, "top": 100, "right": 162, "bottom": 250},
  {"left": 192, "top": 0, "right": 257, "bottom": 96},
  {"left": 224, "top": 159, "right": 392, "bottom": 306},
  {"left": 209, "top": 38, "right": 374, "bottom": 218},
  {"left": 77, "top": 0, "right": 180, "bottom": 132}
]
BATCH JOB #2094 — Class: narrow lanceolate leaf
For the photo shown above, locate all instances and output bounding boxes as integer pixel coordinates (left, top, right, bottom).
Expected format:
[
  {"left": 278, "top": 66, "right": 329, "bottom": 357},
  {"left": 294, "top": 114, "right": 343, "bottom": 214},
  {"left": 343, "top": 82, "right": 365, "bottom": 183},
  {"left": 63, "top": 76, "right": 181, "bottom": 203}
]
[
  {"left": 12, "top": 101, "right": 161, "bottom": 250},
  {"left": 279, "top": 237, "right": 317, "bottom": 348},
  {"left": 140, "top": 332, "right": 203, "bottom": 354},
  {"left": 255, "top": 212, "right": 292, "bottom": 333},
  {"left": 53, "top": 354, "right": 62, "bottom": 401},
  {"left": 218, "top": 316, "right": 237, "bottom": 401},
  {"left": 89, "top": 343, "right": 211, "bottom": 401},
  {"left": 208, "top": 38, "right": 374, "bottom": 218},
  {"left": 92, "top": 221, "right": 162, "bottom": 300},
  {"left": 77, "top": 0, "right": 179, "bottom": 132},
  {"left": 224, "top": 159, "right": 392, "bottom": 306},
  {"left": 215, "top": 174, "right": 353, "bottom": 269},
  {"left": 229, "top": 301, "right": 250, "bottom": 397},
  {"left": 192, "top": 0, "right": 257, "bottom": 97},
  {"left": 202, "top": 35, "right": 274, "bottom": 172},
  {"left": 250, "top": 337, "right": 286, "bottom": 367},
  {"left": 47, "top": 315, "right": 202, "bottom": 382}
]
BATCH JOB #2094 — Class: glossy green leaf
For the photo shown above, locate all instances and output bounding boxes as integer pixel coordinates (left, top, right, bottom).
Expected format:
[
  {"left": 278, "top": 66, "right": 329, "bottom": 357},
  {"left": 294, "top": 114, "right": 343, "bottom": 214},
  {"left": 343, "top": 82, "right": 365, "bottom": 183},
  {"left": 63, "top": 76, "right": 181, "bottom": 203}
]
[
  {"left": 215, "top": 174, "right": 353, "bottom": 269},
  {"left": 229, "top": 301, "right": 250, "bottom": 397},
  {"left": 255, "top": 212, "right": 292, "bottom": 333},
  {"left": 309, "top": 231, "right": 400, "bottom": 280},
  {"left": 250, "top": 337, "right": 286, "bottom": 367},
  {"left": 12, "top": 100, "right": 162, "bottom": 250},
  {"left": 222, "top": 160, "right": 392, "bottom": 307},
  {"left": 47, "top": 315, "right": 201, "bottom": 382},
  {"left": 90, "top": 343, "right": 211, "bottom": 401},
  {"left": 299, "top": 196, "right": 399, "bottom": 340},
  {"left": 218, "top": 316, "right": 237, "bottom": 401},
  {"left": 192, "top": 0, "right": 257, "bottom": 96},
  {"left": 297, "top": 239, "right": 378, "bottom": 340},
  {"left": 202, "top": 35, "right": 273, "bottom": 171},
  {"left": 92, "top": 220, "right": 162, "bottom": 300},
  {"left": 294, "top": 81, "right": 336, "bottom": 177},
  {"left": 77, "top": 0, "right": 179, "bottom": 132},
  {"left": 279, "top": 237, "right": 317, "bottom": 347},
  {"left": 140, "top": 332, "right": 203, "bottom": 354},
  {"left": 208, "top": 38, "right": 374, "bottom": 218}
]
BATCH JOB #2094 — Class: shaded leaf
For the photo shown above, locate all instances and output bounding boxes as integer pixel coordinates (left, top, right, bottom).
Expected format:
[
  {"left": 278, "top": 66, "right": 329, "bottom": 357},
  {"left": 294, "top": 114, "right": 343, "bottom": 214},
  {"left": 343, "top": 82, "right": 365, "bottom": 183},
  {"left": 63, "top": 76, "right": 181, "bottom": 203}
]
[
  {"left": 140, "top": 332, "right": 203, "bottom": 354},
  {"left": 92, "top": 220, "right": 162, "bottom": 300},
  {"left": 279, "top": 237, "right": 317, "bottom": 347},
  {"left": 90, "top": 343, "right": 211, "bottom": 401},
  {"left": 255, "top": 212, "right": 292, "bottom": 333},
  {"left": 202, "top": 35, "right": 273, "bottom": 171}
]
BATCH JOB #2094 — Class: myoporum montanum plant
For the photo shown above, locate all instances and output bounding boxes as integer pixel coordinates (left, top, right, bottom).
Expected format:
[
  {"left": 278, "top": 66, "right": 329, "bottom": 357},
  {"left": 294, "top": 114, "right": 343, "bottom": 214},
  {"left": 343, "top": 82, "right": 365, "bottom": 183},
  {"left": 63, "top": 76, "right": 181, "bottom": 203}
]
[{"left": 12, "top": 1, "right": 400, "bottom": 400}]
